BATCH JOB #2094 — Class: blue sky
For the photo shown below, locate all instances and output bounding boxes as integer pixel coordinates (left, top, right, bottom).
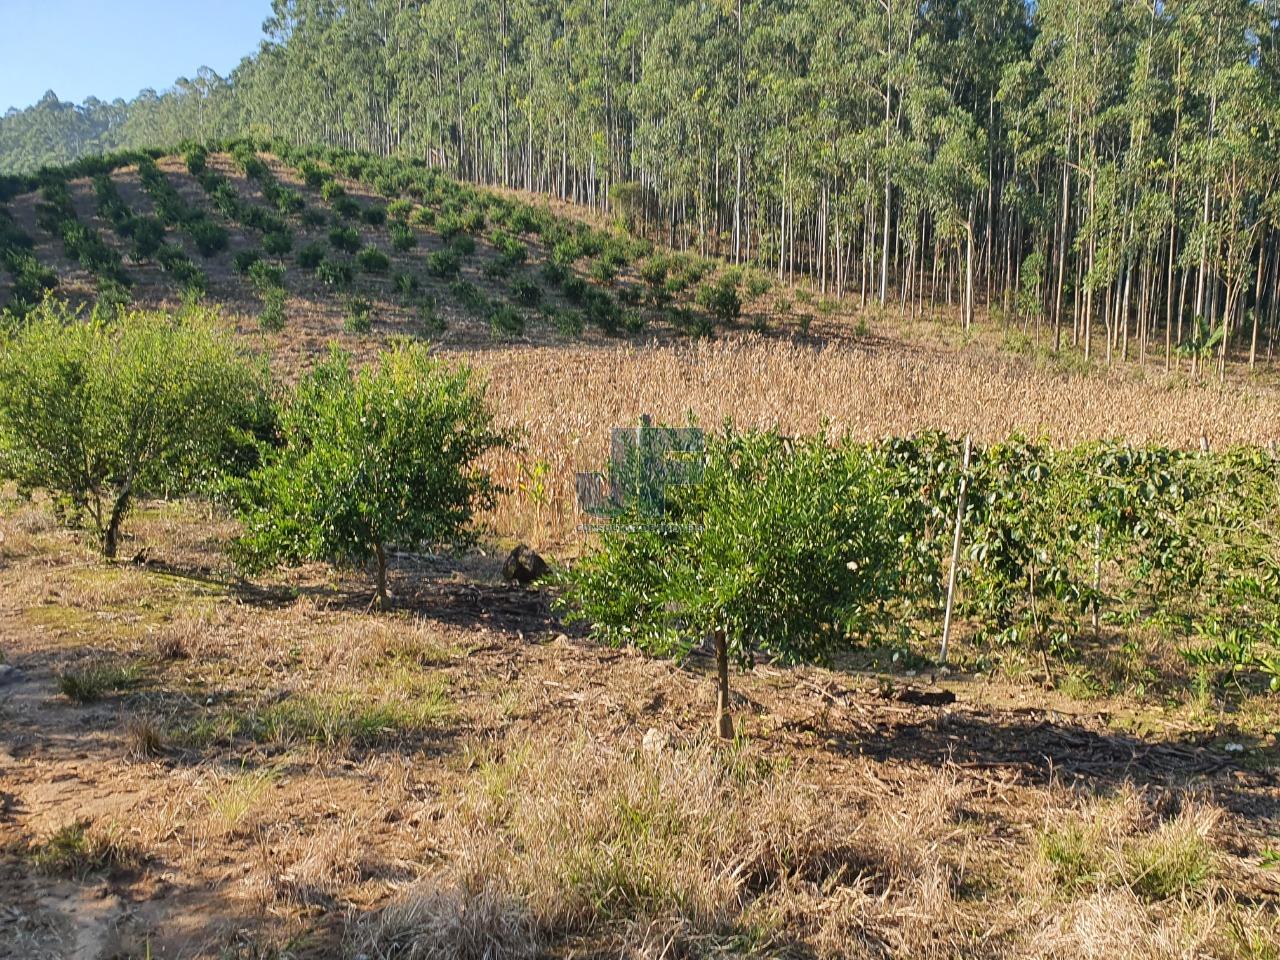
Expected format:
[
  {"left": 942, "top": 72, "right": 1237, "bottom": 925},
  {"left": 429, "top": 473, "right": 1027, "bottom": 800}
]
[{"left": 0, "top": 0, "right": 271, "bottom": 113}]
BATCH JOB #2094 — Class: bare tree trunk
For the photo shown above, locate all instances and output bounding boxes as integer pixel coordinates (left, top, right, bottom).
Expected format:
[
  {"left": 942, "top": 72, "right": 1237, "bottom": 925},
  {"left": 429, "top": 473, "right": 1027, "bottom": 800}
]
[
  {"left": 964, "top": 215, "right": 975, "bottom": 332},
  {"left": 714, "top": 629, "right": 733, "bottom": 740},
  {"left": 374, "top": 541, "right": 389, "bottom": 610},
  {"left": 1251, "top": 239, "right": 1266, "bottom": 369},
  {"left": 102, "top": 477, "right": 135, "bottom": 560}
]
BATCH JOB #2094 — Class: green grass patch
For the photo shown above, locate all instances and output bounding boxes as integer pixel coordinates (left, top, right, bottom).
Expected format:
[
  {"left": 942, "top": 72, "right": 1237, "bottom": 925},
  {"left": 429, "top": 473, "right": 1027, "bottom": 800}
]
[
  {"left": 56, "top": 660, "right": 144, "bottom": 703},
  {"left": 1123, "top": 824, "right": 1215, "bottom": 900},
  {"left": 28, "top": 819, "right": 143, "bottom": 878},
  {"left": 206, "top": 765, "right": 281, "bottom": 832},
  {"left": 253, "top": 680, "right": 451, "bottom": 747},
  {"left": 1038, "top": 823, "right": 1102, "bottom": 895}
]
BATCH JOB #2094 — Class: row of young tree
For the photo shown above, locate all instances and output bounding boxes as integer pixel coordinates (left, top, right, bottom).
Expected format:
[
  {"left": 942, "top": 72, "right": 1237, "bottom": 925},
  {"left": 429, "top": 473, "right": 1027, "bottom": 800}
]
[
  {"left": 0, "top": 300, "right": 503, "bottom": 606},
  {"left": 563, "top": 424, "right": 1280, "bottom": 734},
  {"left": 3, "top": 301, "right": 1278, "bottom": 737},
  {"left": 3, "top": 2, "right": 1280, "bottom": 369}
]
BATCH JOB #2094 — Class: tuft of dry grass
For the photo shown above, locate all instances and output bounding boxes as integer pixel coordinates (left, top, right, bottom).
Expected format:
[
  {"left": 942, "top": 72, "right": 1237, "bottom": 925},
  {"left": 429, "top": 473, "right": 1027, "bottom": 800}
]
[
  {"left": 362, "top": 872, "right": 538, "bottom": 960},
  {"left": 353, "top": 735, "right": 987, "bottom": 959},
  {"left": 1031, "top": 787, "right": 1221, "bottom": 902},
  {"left": 353, "top": 734, "right": 1272, "bottom": 960},
  {"left": 205, "top": 765, "right": 282, "bottom": 836},
  {"left": 56, "top": 659, "right": 143, "bottom": 703},
  {"left": 253, "top": 817, "right": 369, "bottom": 909},
  {"left": 0, "top": 495, "right": 57, "bottom": 559},
  {"left": 151, "top": 606, "right": 214, "bottom": 660},
  {"left": 124, "top": 714, "right": 166, "bottom": 760},
  {"left": 1016, "top": 788, "right": 1267, "bottom": 960},
  {"left": 1025, "top": 886, "right": 1280, "bottom": 960}
]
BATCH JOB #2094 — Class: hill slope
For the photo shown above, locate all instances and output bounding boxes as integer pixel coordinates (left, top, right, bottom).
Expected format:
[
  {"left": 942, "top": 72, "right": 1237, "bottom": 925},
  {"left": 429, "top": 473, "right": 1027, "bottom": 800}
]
[{"left": 0, "top": 142, "right": 753, "bottom": 352}]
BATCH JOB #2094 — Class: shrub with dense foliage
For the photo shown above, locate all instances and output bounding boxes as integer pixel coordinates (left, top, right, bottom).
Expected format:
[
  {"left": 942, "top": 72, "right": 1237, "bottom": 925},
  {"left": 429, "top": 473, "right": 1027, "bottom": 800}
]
[
  {"left": 296, "top": 241, "right": 325, "bottom": 270},
  {"left": 561, "top": 429, "right": 899, "bottom": 735},
  {"left": 356, "top": 245, "right": 390, "bottom": 273},
  {"left": 234, "top": 344, "right": 507, "bottom": 606},
  {"left": 695, "top": 274, "right": 742, "bottom": 324},
  {"left": 329, "top": 225, "right": 361, "bottom": 254},
  {"left": 0, "top": 300, "right": 269, "bottom": 557}
]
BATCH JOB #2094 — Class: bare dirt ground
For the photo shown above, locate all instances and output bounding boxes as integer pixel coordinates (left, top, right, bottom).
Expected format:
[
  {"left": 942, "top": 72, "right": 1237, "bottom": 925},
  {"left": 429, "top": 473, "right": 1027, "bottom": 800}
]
[{"left": 1, "top": 495, "right": 1277, "bottom": 959}]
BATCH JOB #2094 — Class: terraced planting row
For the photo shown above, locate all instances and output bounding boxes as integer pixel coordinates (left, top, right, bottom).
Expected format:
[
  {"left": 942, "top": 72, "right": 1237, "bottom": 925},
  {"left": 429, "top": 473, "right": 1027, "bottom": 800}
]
[{"left": 1, "top": 140, "right": 774, "bottom": 346}]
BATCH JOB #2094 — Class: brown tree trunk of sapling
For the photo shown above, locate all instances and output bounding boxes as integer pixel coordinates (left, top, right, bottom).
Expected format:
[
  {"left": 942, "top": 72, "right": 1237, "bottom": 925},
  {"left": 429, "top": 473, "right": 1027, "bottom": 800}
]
[
  {"left": 715, "top": 629, "right": 734, "bottom": 740},
  {"left": 103, "top": 479, "right": 134, "bottom": 560},
  {"left": 374, "top": 541, "right": 388, "bottom": 610}
]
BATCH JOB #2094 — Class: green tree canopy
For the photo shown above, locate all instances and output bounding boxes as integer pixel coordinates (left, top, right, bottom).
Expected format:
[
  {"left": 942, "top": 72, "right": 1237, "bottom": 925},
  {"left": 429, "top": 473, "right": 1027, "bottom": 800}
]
[
  {"left": 0, "top": 299, "right": 270, "bottom": 557},
  {"left": 234, "top": 342, "right": 507, "bottom": 607},
  {"left": 561, "top": 430, "right": 899, "bottom": 737}
]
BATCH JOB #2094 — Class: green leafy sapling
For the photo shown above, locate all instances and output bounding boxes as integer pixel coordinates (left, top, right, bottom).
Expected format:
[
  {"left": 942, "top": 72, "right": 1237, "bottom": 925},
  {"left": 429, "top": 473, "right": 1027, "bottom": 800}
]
[
  {"left": 234, "top": 343, "right": 507, "bottom": 608},
  {"left": 0, "top": 300, "right": 270, "bottom": 558}
]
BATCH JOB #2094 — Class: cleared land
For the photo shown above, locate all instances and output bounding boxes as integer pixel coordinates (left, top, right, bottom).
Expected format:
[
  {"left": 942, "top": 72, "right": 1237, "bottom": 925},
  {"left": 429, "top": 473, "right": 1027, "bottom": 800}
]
[
  {"left": 1, "top": 152, "right": 1277, "bottom": 959},
  {"left": 469, "top": 338, "right": 1280, "bottom": 544}
]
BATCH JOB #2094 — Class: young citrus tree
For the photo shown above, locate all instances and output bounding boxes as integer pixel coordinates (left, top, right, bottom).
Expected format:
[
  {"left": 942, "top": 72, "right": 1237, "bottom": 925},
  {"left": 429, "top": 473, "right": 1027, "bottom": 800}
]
[
  {"left": 561, "top": 430, "right": 898, "bottom": 738},
  {"left": 0, "top": 299, "right": 269, "bottom": 558},
  {"left": 234, "top": 343, "right": 506, "bottom": 608}
]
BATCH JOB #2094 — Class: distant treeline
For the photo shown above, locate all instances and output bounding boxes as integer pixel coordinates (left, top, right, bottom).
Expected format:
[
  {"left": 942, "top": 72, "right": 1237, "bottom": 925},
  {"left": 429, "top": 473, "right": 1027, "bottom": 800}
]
[{"left": 3, "top": 1, "right": 1280, "bottom": 369}]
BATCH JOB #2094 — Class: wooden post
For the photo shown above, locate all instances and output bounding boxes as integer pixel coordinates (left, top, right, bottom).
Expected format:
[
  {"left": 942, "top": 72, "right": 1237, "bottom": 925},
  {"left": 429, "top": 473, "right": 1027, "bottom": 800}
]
[{"left": 940, "top": 436, "right": 973, "bottom": 665}]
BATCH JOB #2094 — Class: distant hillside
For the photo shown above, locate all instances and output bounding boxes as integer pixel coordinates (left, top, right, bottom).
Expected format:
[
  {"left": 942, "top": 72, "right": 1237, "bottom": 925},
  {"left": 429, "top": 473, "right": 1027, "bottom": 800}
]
[
  {"left": 3, "top": 2, "right": 1278, "bottom": 375},
  {"left": 0, "top": 140, "right": 764, "bottom": 351},
  {"left": 0, "top": 71, "right": 232, "bottom": 176}
]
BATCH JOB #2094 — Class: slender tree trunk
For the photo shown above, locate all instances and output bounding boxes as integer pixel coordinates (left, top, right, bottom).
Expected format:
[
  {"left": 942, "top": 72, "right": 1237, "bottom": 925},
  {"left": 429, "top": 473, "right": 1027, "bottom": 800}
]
[
  {"left": 964, "top": 215, "right": 975, "bottom": 332},
  {"left": 1053, "top": 159, "right": 1070, "bottom": 352},
  {"left": 714, "top": 629, "right": 733, "bottom": 740},
  {"left": 374, "top": 541, "right": 389, "bottom": 610},
  {"left": 102, "top": 474, "right": 136, "bottom": 560},
  {"left": 1251, "top": 239, "right": 1266, "bottom": 369}
]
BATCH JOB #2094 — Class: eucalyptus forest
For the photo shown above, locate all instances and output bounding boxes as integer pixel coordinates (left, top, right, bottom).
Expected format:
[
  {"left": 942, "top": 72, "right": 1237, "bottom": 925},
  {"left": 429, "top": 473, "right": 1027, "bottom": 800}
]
[{"left": 4, "top": 0, "right": 1280, "bottom": 367}]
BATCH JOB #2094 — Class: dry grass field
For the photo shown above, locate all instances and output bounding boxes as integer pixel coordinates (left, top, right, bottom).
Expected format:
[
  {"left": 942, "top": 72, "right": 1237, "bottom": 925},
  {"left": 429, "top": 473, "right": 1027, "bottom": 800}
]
[
  {"left": 464, "top": 336, "right": 1280, "bottom": 546},
  {"left": 1, "top": 153, "right": 1279, "bottom": 959}
]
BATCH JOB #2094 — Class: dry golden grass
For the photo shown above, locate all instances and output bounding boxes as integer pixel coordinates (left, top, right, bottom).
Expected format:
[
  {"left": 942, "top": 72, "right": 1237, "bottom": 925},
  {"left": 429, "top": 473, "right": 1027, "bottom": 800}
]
[
  {"left": 2, "top": 498, "right": 1277, "bottom": 958},
  {"left": 461, "top": 336, "right": 1280, "bottom": 545},
  {"left": 354, "top": 734, "right": 983, "bottom": 959},
  {"left": 353, "top": 735, "right": 1277, "bottom": 960}
]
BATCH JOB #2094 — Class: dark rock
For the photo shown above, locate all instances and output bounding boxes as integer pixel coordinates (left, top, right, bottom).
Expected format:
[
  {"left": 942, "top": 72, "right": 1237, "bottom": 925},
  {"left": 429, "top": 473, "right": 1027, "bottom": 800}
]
[{"left": 502, "top": 544, "right": 548, "bottom": 585}]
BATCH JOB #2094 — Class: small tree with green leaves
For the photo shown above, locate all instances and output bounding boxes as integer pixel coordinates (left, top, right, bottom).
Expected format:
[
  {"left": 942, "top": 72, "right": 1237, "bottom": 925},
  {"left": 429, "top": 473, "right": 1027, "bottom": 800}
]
[
  {"left": 234, "top": 343, "right": 506, "bottom": 608},
  {"left": 561, "top": 429, "right": 897, "bottom": 737},
  {"left": 0, "top": 300, "right": 269, "bottom": 558},
  {"left": 695, "top": 274, "right": 742, "bottom": 326}
]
